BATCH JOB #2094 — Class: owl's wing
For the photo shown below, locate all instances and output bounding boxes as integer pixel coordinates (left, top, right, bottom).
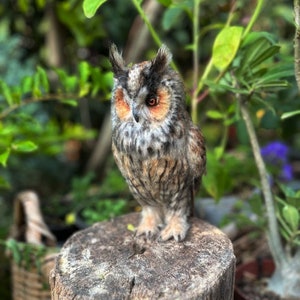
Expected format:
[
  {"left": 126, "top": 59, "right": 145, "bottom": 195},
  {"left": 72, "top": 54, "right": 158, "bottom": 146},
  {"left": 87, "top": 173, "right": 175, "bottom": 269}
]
[{"left": 187, "top": 124, "right": 206, "bottom": 187}]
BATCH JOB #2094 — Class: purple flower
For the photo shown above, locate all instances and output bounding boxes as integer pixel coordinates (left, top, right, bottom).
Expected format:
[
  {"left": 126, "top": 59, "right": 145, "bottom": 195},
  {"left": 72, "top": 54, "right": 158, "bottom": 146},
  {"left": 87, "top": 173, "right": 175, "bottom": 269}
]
[
  {"left": 280, "top": 164, "right": 293, "bottom": 181},
  {"left": 261, "top": 141, "right": 289, "bottom": 164},
  {"left": 261, "top": 141, "right": 293, "bottom": 182}
]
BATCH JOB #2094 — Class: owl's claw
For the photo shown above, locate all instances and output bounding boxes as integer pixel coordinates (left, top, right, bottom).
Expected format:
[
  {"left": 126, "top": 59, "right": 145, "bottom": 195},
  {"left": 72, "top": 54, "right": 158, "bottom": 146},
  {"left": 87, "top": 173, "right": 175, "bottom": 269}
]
[
  {"left": 135, "top": 226, "right": 160, "bottom": 240},
  {"left": 134, "top": 206, "right": 163, "bottom": 240},
  {"left": 159, "top": 215, "right": 190, "bottom": 242}
]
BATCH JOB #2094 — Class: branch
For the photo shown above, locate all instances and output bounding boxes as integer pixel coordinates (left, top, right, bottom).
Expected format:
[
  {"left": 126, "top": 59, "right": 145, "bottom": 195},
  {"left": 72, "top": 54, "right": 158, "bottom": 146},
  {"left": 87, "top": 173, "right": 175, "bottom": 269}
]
[
  {"left": 294, "top": 0, "right": 300, "bottom": 90},
  {"left": 0, "top": 94, "right": 79, "bottom": 120},
  {"left": 238, "top": 95, "right": 286, "bottom": 268}
]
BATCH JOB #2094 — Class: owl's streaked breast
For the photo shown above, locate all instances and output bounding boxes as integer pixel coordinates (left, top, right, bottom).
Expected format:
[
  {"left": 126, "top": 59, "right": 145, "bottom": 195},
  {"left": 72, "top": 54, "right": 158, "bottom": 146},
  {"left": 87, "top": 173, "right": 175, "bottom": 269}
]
[{"left": 112, "top": 119, "right": 185, "bottom": 159}]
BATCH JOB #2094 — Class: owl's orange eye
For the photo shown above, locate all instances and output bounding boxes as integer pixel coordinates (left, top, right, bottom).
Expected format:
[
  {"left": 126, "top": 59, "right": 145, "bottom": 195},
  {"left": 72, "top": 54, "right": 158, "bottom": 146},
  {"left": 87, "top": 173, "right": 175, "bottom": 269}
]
[{"left": 145, "top": 95, "right": 159, "bottom": 107}]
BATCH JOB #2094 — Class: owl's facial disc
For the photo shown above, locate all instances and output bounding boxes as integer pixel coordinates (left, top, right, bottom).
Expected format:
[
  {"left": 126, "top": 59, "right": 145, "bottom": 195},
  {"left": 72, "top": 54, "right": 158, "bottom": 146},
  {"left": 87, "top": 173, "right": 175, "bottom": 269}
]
[{"left": 130, "top": 86, "right": 170, "bottom": 124}]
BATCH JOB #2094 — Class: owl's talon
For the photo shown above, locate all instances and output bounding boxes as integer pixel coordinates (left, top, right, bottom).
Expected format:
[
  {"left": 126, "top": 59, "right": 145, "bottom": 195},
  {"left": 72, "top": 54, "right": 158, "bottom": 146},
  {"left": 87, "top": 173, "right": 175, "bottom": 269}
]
[{"left": 159, "top": 215, "right": 189, "bottom": 242}]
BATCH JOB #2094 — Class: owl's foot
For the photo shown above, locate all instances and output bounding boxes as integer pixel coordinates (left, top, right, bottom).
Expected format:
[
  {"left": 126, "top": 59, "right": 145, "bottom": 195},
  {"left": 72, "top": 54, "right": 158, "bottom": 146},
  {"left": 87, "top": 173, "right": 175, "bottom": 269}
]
[
  {"left": 135, "top": 206, "right": 163, "bottom": 240},
  {"left": 159, "top": 214, "right": 190, "bottom": 242}
]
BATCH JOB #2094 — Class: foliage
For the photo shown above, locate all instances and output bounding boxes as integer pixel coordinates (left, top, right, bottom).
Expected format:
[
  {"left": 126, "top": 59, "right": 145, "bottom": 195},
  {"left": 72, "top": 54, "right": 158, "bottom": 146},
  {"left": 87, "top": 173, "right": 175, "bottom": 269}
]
[
  {"left": 0, "top": 61, "right": 112, "bottom": 187},
  {"left": 66, "top": 172, "right": 129, "bottom": 225},
  {"left": 3, "top": 238, "right": 56, "bottom": 272},
  {"left": 276, "top": 184, "right": 300, "bottom": 251},
  {"left": 202, "top": 148, "right": 258, "bottom": 201},
  {"left": 81, "top": 198, "right": 127, "bottom": 224}
]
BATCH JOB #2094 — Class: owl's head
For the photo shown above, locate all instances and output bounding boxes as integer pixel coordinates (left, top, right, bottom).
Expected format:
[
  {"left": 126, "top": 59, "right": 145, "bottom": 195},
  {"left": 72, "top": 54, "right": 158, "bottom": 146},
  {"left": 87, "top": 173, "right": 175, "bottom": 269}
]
[{"left": 109, "top": 44, "right": 185, "bottom": 126}]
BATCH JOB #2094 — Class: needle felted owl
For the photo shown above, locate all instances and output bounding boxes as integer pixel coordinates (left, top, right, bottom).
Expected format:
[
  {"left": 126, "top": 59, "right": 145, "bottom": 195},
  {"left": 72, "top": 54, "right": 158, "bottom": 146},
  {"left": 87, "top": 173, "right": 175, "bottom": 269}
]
[{"left": 109, "top": 44, "right": 206, "bottom": 242}]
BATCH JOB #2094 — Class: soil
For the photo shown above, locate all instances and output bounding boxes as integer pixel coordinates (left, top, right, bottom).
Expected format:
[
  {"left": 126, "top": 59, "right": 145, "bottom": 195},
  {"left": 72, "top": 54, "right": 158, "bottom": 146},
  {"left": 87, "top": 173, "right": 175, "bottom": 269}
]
[
  {"left": 233, "top": 231, "right": 282, "bottom": 300},
  {"left": 235, "top": 275, "right": 281, "bottom": 300}
]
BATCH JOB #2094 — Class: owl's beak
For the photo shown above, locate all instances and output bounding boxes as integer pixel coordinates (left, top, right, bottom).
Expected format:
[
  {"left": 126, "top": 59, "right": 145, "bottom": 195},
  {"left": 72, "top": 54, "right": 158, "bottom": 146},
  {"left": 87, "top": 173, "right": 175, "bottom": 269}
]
[{"left": 132, "top": 107, "right": 140, "bottom": 123}]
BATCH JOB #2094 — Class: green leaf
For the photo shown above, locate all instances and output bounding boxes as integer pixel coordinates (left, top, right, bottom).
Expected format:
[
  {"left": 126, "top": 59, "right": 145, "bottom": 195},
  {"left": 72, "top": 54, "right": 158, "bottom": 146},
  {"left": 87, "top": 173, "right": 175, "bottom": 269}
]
[
  {"left": 0, "top": 149, "right": 11, "bottom": 167},
  {"left": 0, "top": 81, "right": 14, "bottom": 106},
  {"left": 250, "top": 45, "right": 280, "bottom": 69},
  {"left": 83, "top": 0, "right": 108, "bottom": 18},
  {"left": 212, "top": 26, "right": 244, "bottom": 71},
  {"left": 37, "top": 66, "right": 49, "bottom": 92},
  {"left": 79, "top": 83, "right": 91, "bottom": 97},
  {"left": 21, "top": 76, "right": 33, "bottom": 94},
  {"left": 241, "top": 31, "right": 277, "bottom": 48},
  {"left": 6, "top": 239, "right": 21, "bottom": 265},
  {"left": 237, "top": 37, "right": 273, "bottom": 75},
  {"left": 33, "top": 73, "right": 42, "bottom": 97},
  {"left": 62, "top": 99, "right": 78, "bottom": 106},
  {"left": 282, "top": 205, "right": 299, "bottom": 232},
  {"left": 281, "top": 110, "right": 300, "bottom": 120},
  {"left": 206, "top": 110, "right": 224, "bottom": 120},
  {"left": 12, "top": 141, "right": 38, "bottom": 152},
  {"left": 79, "top": 61, "right": 91, "bottom": 83}
]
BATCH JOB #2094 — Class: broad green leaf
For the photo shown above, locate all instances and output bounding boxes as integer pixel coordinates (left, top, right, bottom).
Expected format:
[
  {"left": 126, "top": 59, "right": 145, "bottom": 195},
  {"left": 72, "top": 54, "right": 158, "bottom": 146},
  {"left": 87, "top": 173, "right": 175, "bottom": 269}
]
[
  {"left": 79, "top": 83, "right": 91, "bottom": 97},
  {"left": 206, "top": 110, "right": 224, "bottom": 119},
  {"left": 212, "top": 26, "right": 243, "bottom": 71},
  {"left": 83, "top": 0, "right": 108, "bottom": 18},
  {"left": 65, "top": 76, "right": 78, "bottom": 92},
  {"left": 282, "top": 205, "right": 299, "bottom": 232},
  {"left": 0, "top": 149, "right": 11, "bottom": 167},
  {"left": 55, "top": 68, "right": 68, "bottom": 85},
  {"left": 79, "top": 61, "right": 91, "bottom": 84},
  {"left": 21, "top": 76, "right": 33, "bottom": 94},
  {"left": 33, "top": 73, "right": 42, "bottom": 97},
  {"left": 37, "top": 66, "right": 49, "bottom": 92},
  {"left": 0, "top": 81, "right": 14, "bottom": 106},
  {"left": 12, "top": 141, "right": 38, "bottom": 152},
  {"left": 281, "top": 110, "right": 300, "bottom": 120},
  {"left": 62, "top": 99, "right": 78, "bottom": 106},
  {"left": 56, "top": 69, "right": 78, "bottom": 92}
]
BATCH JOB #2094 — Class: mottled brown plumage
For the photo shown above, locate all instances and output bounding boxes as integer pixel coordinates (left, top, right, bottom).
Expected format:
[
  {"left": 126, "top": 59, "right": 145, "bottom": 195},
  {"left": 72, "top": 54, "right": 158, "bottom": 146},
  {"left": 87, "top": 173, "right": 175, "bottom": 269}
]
[{"left": 109, "top": 44, "right": 206, "bottom": 242}]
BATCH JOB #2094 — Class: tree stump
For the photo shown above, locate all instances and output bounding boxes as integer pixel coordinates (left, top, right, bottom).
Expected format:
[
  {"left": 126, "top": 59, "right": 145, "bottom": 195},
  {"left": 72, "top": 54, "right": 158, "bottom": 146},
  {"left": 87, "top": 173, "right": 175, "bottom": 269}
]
[{"left": 50, "top": 213, "right": 235, "bottom": 299}]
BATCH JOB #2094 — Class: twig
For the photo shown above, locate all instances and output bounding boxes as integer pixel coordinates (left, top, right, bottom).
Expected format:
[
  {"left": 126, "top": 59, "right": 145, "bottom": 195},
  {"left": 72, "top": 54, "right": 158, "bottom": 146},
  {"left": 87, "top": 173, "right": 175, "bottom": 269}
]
[
  {"left": 0, "top": 94, "right": 79, "bottom": 120},
  {"left": 294, "top": 0, "right": 300, "bottom": 90},
  {"left": 238, "top": 95, "right": 286, "bottom": 268}
]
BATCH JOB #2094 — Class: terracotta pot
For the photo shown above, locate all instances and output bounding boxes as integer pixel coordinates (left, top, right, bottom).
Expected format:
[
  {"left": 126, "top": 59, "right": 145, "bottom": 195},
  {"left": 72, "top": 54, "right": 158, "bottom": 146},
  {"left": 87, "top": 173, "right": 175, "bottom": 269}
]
[{"left": 234, "top": 258, "right": 275, "bottom": 300}]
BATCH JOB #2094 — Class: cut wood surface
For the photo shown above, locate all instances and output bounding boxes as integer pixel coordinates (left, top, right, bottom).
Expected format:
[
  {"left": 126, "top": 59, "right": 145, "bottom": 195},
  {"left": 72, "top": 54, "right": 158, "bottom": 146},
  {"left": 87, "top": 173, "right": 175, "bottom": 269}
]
[{"left": 50, "top": 213, "right": 235, "bottom": 300}]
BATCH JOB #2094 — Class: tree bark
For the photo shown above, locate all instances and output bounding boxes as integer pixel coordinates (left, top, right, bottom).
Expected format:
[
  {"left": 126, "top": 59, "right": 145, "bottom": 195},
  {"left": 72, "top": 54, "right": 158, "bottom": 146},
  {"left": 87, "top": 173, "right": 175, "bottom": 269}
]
[{"left": 50, "top": 213, "right": 235, "bottom": 299}]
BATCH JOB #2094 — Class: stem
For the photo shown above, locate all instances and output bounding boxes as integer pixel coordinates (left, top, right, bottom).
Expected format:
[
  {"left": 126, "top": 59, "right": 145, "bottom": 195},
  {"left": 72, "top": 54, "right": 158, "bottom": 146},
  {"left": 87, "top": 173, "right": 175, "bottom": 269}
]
[
  {"left": 294, "top": 0, "right": 300, "bottom": 91},
  {"left": 131, "top": 0, "right": 178, "bottom": 71},
  {"left": 131, "top": 0, "right": 162, "bottom": 48},
  {"left": 191, "top": 0, "right": 201, "bottom": 123},
  {"left": 0, "top": 94, "right": 79, "bottom": 120},
  {"left": 242, "top": 0, "right": 265, "bottom": 39},
  {"left": 238, "top": 96, "right": 286, "bottom": 267}
]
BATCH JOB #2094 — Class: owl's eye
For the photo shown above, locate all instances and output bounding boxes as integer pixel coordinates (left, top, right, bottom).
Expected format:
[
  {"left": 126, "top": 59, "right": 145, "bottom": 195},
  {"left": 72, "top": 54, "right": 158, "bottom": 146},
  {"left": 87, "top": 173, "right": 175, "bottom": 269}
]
[{"left": 145, "top": 95, "right": 159, "bottom": 107}]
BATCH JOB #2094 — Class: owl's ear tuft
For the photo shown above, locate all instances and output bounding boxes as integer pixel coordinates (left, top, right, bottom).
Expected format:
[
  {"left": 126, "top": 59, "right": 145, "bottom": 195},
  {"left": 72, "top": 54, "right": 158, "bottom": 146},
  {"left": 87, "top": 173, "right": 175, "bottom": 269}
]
[
  {"left": 150, "top": 44, "right": 172, "bottom": 74},
  {"left": 109, "top": 44, "right": 127, "bottom": 76}
]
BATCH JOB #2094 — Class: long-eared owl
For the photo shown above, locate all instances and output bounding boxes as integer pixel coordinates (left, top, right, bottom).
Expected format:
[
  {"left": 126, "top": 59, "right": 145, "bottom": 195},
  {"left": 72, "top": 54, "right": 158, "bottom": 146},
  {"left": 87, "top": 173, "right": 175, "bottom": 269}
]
[{"left": 109, "top": 44, "right": 206, "bottom": 242}]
